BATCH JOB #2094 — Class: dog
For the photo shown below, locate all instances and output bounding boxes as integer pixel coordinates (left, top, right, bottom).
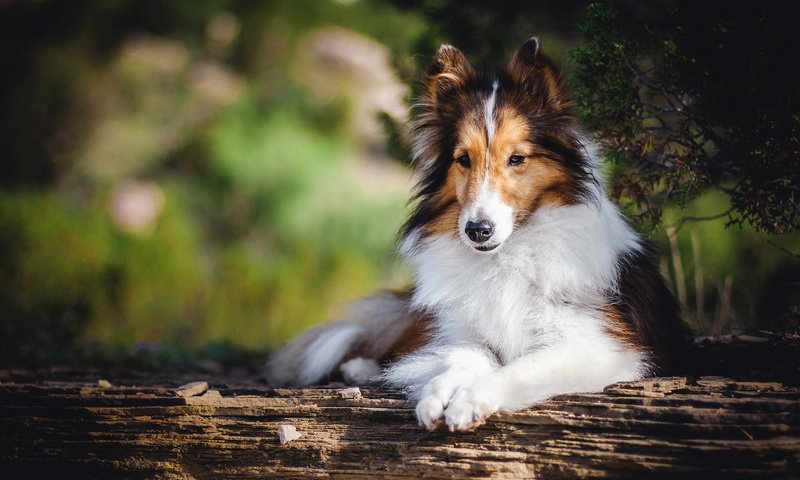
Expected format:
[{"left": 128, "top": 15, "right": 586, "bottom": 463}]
[{"left": 266, "top": 37, "right": 686, "bottom": 432}]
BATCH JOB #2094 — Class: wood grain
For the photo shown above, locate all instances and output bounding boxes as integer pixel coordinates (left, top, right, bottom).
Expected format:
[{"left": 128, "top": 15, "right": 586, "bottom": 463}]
[{"left": 1, "top": 371, "right": 798, "bottom": 478}]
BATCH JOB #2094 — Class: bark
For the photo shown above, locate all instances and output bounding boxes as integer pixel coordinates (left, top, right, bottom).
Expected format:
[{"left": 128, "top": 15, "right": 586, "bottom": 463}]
[{"left": 1, "top": 370, "right": 798, "bottom": 479}]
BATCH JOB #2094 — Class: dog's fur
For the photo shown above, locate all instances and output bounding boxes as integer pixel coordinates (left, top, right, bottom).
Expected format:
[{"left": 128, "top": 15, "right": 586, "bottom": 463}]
[{"left": 266, "top": 38, "right": 686, "bottom": 431}]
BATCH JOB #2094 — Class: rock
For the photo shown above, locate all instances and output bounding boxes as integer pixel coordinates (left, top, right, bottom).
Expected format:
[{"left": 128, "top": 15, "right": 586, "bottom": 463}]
[
  {"left": 277, "top": 424, "right": 302, "bottom": 445},
  {"left": 97, "top": 379, "right": 113, "bottom": 389},
  {"left": 339, "top": 387, "right": 362, "bottom": 400},
  {"left": 174, "top": 381, "right": 209, "bottom": 397},
  {"left": 203, "top": 389, "right": 222, "bottom": 398}
]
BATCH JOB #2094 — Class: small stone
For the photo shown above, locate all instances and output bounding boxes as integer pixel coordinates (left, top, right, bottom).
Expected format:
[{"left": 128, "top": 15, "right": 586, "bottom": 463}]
[
  {"left": 277, "top": 424, "right": 302, "bottom": 445},
  {"left": 175, "top": 381, "right": 209, "bottom": 397},
  {"left": 340, "top": 387, "right": 362, "bottom": 400},
  {"left": 203, "top": 389, "right": 222, "bottom": 398},
  {"left": 97, "top": 379, "right": 113, "bottom": 389}
]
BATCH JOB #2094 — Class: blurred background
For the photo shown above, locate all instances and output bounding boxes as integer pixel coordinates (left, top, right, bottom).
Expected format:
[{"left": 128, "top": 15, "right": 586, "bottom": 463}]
[{"left": 1, "top": 0, "right": 798, "bottom": 370}]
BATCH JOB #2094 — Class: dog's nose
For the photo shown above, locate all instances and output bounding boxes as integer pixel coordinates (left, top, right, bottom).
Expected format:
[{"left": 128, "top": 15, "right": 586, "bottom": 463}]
[{"left": 465, "top": 220, "right": 495, "bottom": 243}]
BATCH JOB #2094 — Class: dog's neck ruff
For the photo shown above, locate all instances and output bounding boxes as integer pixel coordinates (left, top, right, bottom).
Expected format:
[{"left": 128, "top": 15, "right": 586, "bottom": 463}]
[{"left": 400, "top": 175, "right": 642, "bottom": 362}]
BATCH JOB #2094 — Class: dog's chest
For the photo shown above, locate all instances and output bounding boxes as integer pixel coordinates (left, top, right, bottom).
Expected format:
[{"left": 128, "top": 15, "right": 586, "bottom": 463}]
[{"left": 412, "top": 244, "right": 552, "bottom": 361}]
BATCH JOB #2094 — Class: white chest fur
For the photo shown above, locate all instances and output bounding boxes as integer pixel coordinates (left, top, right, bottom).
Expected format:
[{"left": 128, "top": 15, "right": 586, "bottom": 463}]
[{"left": 402, "top": 199, "right": 642, "bottom": 364}]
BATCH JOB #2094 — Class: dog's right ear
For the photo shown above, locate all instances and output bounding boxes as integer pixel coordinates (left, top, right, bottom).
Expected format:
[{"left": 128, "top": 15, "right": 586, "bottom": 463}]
[
  {"left": 423, "top": 44, "right": 474, "bottom": 107},
  {"left": 508, "top": 37, "right": 569, "bottom": 111}
]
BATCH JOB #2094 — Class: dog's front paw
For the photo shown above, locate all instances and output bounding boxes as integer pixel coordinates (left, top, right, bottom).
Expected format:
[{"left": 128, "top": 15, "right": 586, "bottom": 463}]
[
  {"left": 414, "top": 372, "right": 471, "bottom": 431},
  {"left": 415, "top": 394, "right": 446, "bottom": 431},
  {"left": 444, "top": 380, "right": 501, "bottom": 431}
]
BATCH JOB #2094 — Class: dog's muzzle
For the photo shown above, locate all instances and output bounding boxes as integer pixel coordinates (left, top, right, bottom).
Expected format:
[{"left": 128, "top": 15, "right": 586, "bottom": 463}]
[{"left": 465, "top": 220, "right": 499, "bottom": 251}]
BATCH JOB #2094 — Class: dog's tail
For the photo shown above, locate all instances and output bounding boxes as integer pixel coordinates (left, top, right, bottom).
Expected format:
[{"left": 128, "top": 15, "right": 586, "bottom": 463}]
[{"left": 265, "top": 291, "right": 428, "bottom": 386}]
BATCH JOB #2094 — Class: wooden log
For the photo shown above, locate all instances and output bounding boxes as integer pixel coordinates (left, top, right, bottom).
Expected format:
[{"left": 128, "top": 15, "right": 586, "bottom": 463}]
[{"left": 0, "top": 370, "right": 798, "bottom": 478}]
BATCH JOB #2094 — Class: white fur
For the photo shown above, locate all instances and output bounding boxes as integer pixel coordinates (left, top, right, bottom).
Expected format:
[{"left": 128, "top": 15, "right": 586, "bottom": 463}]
[
  {"left": 299, "top": 325, "right": 362, "bottom": 385},
  {"left": 458, "top": 174, "right": 514, "bottom": 252},
  {"left": 484, "top": 80, "right": 499, "bottom": 142},
  {"left": 266, "top": 292, "right": 415, "bottom": 386},
  {"left": 340, "top": 357, "right": 381, "bottom": 385},
  {"left": 390, "top": 344, "right": 499, "bottom": 429},
  {"left": 388, "top": 144, "right": 648, "bottom": 431}
]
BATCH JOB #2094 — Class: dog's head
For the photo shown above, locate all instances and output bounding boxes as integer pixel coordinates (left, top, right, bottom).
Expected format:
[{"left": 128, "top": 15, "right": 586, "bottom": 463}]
[{"left": 404, "top": 38, "right": 596, "bottom": 254}]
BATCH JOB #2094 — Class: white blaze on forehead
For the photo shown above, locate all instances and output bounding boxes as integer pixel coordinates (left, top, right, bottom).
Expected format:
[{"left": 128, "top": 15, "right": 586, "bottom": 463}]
[{"left": 484, "top": 80, "right": 499, "bottom": 143}]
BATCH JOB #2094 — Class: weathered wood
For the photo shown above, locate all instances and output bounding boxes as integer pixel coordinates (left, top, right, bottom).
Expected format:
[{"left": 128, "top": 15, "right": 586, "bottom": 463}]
[{"left": 0, "top": 370, "right": 798, "bottom": 478}]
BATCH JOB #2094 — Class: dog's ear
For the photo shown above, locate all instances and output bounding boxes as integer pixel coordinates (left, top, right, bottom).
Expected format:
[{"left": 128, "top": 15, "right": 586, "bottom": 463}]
[
  {"left": 508, "top": 37, "right": 569, "bottom": 110},
  {"left": 423, "top": 44, "right": 474, "bottom": 107}
]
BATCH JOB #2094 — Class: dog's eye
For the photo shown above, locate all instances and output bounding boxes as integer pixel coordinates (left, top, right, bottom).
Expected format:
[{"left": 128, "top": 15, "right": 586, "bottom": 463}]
[
  {"left": 455, "top": 155, "right": 471, "bottom": 168},
  {"left": 508, "top": 155, "right": 525, "bottom": 166}
]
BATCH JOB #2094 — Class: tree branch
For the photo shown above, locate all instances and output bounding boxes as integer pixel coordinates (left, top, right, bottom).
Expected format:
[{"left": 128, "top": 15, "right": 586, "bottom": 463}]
[
  {"left": 668, "top": 207, "right": 735, "bottom": 236},
  {"left": 767, "top": 240, "right": 800, "bottom": 259}
]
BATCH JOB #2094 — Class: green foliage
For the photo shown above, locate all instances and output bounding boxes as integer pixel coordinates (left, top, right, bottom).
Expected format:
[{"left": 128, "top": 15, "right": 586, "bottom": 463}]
[
  {"left": 0, "top": 192, "right": 111, "bottom": 364},
  {"left": 101, "top": 187, "right": 207, "bottom": 345},
  {"left": 569, "top": 2, "right": 800, "bottom": 331},
  {"left": 0, "top": 0, "right": 417, "bottom": 367},
  {"left": 197, "top": 96, "right": 410, "bottom": 347},
  {"left": 571, "top": 1, "right": 800, "bottom": 235},
  {"left": 570, "top": 4, "right": 641, "bottom": 139},
  {"left": 658, "top": 192, "right": 800, "bottom": 334}
]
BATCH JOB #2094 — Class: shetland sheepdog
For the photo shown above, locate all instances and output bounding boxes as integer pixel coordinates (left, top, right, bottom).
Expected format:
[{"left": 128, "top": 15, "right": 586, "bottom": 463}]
[{"left": 267, "top": 38, "right": 686, "bottom": 431}]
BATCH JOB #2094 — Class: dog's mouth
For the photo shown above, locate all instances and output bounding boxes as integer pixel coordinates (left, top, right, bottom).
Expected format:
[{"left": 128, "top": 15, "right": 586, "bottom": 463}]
[{"left": 474, "top": 243, "right": 500, "bottom": 253}]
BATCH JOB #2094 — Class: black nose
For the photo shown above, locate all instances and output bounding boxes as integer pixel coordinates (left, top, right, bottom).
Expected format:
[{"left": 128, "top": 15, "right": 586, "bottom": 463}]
[{"left": 465, "top": 220, "right": 495, "bottom": 243}]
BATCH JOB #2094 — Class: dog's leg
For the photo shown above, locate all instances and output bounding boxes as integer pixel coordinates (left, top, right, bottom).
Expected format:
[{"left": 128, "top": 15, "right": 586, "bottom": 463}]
[
  {"left": 384, "top": 344, "right": 499, "bottom": 430},
  {"left": 443, "top": 336, "right": 647, "bottom": 431}
]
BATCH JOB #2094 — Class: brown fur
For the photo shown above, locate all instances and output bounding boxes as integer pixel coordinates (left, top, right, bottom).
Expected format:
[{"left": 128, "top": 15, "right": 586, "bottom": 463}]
[
  {"left": 342, "top": 290, "right": 432, "bottom": 365},
  {"left": 407, "top": 38, "right": 593, "bottom": 242},
  {"left": 421, "top": 102, "right": 581, "bottom": 239},
  {"left": 600, "top": 303, "right": 642, "bottom": 352},
  {"left": 424, "top": 45, "right": 476, "bottom": 108},
  {"left": 611, "top": 250, "right": 689, "bottom": 374},
  {"left": 377, "top": 310, "right": 432, "bottom": 363}
]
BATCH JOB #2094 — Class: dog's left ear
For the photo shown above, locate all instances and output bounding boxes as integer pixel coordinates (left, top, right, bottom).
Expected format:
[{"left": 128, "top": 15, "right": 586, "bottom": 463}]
[
  {"left": 508, "top": 37, "right": 569, "bottom": 110},
  {"left": 423, "top": 44, "right": 475, "bottom": 109}
]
